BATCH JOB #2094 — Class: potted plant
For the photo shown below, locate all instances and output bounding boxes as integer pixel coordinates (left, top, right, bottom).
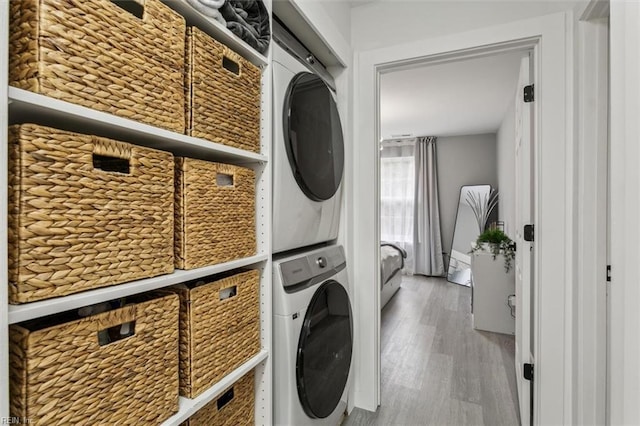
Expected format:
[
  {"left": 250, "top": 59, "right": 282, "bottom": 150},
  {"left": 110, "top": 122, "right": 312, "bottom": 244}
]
[{"left": 470, "top": 228, "right": 516, "bottom": 272}]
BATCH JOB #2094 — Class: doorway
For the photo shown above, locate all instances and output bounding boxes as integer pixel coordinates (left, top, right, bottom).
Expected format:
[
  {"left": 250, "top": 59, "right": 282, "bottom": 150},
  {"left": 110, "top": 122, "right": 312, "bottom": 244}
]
[
  {"left": 375, "top": 48, "right": 530, "bottom": 424},
  {"left": 351, "top": 12, "right": 573, "bottom": 426}
]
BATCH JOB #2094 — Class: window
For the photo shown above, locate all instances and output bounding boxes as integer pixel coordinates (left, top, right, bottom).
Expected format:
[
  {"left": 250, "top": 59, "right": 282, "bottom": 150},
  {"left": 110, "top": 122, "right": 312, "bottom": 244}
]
[{"left": 380, "top": 153, "right": 415, "bottom": 243}]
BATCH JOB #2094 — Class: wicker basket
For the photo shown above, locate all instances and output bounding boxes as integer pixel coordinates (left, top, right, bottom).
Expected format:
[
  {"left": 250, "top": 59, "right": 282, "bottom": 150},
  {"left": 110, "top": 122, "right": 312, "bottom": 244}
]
[
  {"left": 186, "top": 27, "right": 261, "bottom": 152},
  {"left": 8, "top": 124, "right": 175, "bottom": 304},
  {"left": 9, "top": 0, "right": 186, "bottom": 133},
  {"left": 170, "top": 270, "right": 260, "bottom": 398},
  {"left": 9, "top": 293, "right": 180, "bottom": 425},
  {"left": 184, "top": 370, "right": 255, "bottom": 426},
  {"left": 175, "top": 158, "right": 256, "bottom": 270}
]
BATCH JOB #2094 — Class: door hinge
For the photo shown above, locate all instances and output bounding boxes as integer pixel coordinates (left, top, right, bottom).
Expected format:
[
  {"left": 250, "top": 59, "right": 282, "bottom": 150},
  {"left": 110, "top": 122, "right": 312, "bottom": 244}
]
[
  {"left": 524, "top": 363, "right": 534, "bottom": 381},
  {"left": 524, "top": 224, "right": 535, "bottom": 242},
  {"left": 606, "top": 265, "right": 611, "bottom": 282},
  {"left": 524, "top": 84, "right": 535, "bottom": 102}
]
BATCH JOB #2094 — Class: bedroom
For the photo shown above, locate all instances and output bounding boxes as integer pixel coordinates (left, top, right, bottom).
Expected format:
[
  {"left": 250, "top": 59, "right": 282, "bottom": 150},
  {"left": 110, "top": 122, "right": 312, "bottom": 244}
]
[{"left": 368, "top": 48, "right": 524, "bottom": 424}]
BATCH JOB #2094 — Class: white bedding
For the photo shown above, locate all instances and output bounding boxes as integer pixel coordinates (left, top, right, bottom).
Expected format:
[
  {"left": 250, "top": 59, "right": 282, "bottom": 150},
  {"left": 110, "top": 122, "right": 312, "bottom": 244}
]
[
  {"left": 381, "top": 245, "right": 404, "bottom": 289},
  {"left": 380, "top": 243, "right": 406, "bottom": 309}
]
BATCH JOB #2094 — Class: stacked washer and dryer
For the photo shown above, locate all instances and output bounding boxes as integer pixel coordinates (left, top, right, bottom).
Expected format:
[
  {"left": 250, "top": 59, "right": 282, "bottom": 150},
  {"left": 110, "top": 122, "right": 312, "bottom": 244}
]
[{"left": 271, "top": 17, "right": 353, "bottom": 426}]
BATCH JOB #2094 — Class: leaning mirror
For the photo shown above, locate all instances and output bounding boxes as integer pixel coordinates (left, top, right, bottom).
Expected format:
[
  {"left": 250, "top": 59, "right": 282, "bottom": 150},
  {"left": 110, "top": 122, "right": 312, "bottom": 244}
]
[{"left": 447, "top": 185, "right": 496, "bottom": 286}]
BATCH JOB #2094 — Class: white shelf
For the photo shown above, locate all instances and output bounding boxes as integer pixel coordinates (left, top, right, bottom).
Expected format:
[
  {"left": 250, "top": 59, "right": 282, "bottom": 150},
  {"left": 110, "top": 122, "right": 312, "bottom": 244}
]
[
  {"left": 161, "top": 0, "right": 268, "bottom": 67},
  {"left": 8, "top": 254, "right": 268, "bottom": 324},
  {"left": 8, "top": 87, "right": 267, "bottom": 166},
  {"left": 3, "top": 0, "right": 273, "bottom": 421},
  {"left": 160, "top": 350, "right": 268, "bottom": 425}
]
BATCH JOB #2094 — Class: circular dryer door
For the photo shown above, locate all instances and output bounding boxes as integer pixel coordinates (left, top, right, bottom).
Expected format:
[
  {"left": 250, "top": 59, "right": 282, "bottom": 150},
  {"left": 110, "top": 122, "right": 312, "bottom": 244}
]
[
  {"left": 284, "top": 72, "right": 344, "bottom": 201},
  {"left": 296, "top": 280, "right": 352, "bottom": 419}
]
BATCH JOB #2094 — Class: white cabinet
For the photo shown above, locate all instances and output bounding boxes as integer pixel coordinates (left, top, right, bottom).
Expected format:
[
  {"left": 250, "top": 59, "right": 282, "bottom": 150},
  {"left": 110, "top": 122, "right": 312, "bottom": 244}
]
[
  {"left": 0, "top": 1, "right": 272, "bottom": 424},
  {"left": 471, "top": 249, "right": 515, "bottom": 335}
]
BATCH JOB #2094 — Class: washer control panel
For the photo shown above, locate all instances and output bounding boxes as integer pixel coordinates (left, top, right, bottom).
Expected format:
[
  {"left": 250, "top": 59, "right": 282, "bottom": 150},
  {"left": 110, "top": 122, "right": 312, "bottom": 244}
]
[{"left": 279, "top": 245, "right": 345, "bottom": 289}]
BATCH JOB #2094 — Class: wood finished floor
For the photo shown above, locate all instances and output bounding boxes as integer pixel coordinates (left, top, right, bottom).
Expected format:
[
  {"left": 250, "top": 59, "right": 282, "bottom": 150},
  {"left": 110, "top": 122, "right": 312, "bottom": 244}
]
[{"left": 343, "top": 275, "right": 520, "bottom": 426}]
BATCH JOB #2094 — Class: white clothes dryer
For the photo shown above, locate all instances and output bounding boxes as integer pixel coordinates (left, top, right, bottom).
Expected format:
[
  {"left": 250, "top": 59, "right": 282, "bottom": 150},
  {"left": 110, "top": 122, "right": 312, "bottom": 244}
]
[
  {"left": 272, "top": 19, "right": 345, "bottom": 254},
  {"left": 272, "top": 244, "right": 353, "bottom": 426}
]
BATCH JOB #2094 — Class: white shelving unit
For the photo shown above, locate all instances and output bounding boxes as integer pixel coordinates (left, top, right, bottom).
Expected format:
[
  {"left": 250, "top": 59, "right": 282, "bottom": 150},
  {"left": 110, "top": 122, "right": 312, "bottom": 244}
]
[
  {"left": 0, "top": 0, "right": 10, "bottom": 419},
  {"left": 0, "top": 0, "right": 273, "bottom": 423}
]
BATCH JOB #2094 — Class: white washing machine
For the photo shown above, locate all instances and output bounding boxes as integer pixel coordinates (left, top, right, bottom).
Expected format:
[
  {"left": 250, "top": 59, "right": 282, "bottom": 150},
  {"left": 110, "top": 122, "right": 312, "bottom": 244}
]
[
  {"left": 272, "top": 19, "right": 345, "bottom": 254},
  {"left": 273, "top": 244, "right": 353, "bottom": 426}
]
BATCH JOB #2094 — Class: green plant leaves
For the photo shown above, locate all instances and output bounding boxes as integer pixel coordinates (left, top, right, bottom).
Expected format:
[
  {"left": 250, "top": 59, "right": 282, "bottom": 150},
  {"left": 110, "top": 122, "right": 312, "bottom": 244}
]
[{"left": 470, "top": 228, "right": 515, "bottom": 272}]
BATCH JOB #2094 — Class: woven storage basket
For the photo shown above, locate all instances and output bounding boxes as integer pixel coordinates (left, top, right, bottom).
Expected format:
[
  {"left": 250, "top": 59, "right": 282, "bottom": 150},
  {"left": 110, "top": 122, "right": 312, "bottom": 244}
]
[
  {"left": 9, "top": 293, "right": 180, "bottom": 425},
  {"left": 175, "top": 157, "right": 256, "bottom": 270},
  {"left": 184, "top": 370, "right": 255, "bottom": 426},
  {"left": 9, "top": 0, "right": 185, "bottom": 132},
  {"left": 8, "top": 124, "right": 174, "bottom": 304},
  {"left": 186, "top": 27, "right": 261, "bottom": 152},
  {"left": 170, "top": 269, "right": 260, "bottom": 398}
]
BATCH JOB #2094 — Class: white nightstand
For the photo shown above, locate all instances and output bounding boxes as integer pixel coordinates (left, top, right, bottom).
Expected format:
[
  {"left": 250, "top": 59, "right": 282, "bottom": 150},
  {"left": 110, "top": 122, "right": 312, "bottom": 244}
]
[{"left": 470, "top": 248, "right": 516, "bottom": 335}]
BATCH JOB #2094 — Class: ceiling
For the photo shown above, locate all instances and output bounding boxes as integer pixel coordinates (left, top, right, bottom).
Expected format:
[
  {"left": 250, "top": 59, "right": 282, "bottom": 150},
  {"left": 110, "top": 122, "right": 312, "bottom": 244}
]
[{"left": 380, "top": 51, "right": 523, "bottom": 140}]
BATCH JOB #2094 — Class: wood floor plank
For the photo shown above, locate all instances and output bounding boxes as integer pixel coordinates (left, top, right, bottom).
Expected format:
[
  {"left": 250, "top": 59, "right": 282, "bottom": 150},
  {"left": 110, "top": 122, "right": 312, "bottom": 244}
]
[
  {"left": 450, "top": 326, "right": 483, "bottom": 404},
  {"left": 442, "top": 281, "right": 461, "bottom": 311},
  {"left": 343, "top": 276, "right": 520, "bottom": 426},
  {"left": 382, "top": 323, "right": 436, "bottom": 390},
  {"left": 479, "top": 361, "right": 521, "bottom": 426},
  {"left": 419, "top": 279, "right": 446, "bottom": 327},
  {"left": 497, "top": 334, "right": 520, "bottom": 418},
  {"left": 430, "top": 398, "right": 485, "bottom": 426},
  {"left": 431, "top": 305, "right": 462, "bottom": 356}
]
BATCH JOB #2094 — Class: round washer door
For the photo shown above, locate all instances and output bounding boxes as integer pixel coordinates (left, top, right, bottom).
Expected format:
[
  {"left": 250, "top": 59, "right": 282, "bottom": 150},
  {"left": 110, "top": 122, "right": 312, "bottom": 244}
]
[
  {"left": 296, "top": 280, "right": 353, "bottom": 419},
  {"left": 284, "top": 72, "right": 344, "bottom": 201}
]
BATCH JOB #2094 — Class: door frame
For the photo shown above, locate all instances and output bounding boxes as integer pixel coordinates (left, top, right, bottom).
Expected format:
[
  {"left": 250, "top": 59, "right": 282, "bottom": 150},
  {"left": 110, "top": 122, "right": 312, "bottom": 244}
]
[
  {"left": 514, "top": 52, "right": 534, "bottom": 425},
  {"left": 574, "top": 2, "right": 609, "bottom": 424},
  {"left": 351, "top": 12, "right": 573, "bottom": 424},
  {"left": 609, "top": 1, "right": 640, "bottom": 424}
]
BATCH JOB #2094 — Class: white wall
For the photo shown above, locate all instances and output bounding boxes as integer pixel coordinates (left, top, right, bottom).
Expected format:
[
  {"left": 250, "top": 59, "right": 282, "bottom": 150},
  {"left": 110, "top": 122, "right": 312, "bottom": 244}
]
[
  {"left": 351, "top": 0, "right": 581, "bottom": 51},
  {"left": 437, "top": 133, "right": 498, "bottom": 257},
  {"left": 371, "top": 2, "right": 611, "bottom": 424},
  {"left": 317, "top": 1, "right": 352, "bottom": 45},
  {"left": 497, "top": 94, "right": 516, "bottom": 237},
  {"left": 570, "top": 2, "right": 608, "bottom": 425}
]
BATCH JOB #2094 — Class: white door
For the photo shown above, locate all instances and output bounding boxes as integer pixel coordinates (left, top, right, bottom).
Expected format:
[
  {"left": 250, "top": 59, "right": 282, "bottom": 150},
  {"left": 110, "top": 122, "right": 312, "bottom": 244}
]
[{"left": 514, "top": 52, "right": 534, "bottom": 426}]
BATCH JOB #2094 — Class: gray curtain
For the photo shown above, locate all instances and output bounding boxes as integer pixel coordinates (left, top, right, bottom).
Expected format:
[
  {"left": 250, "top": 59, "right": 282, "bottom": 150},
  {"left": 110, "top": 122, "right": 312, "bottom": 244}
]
[{"left": 413, "top": 136, "right": 444, "bottom": 276}]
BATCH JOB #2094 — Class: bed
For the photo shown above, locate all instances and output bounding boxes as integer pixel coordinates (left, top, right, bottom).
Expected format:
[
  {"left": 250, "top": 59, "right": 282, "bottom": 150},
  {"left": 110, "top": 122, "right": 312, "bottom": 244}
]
[{"left": 380, "top": 242, "right": 407, "bottom": 309}]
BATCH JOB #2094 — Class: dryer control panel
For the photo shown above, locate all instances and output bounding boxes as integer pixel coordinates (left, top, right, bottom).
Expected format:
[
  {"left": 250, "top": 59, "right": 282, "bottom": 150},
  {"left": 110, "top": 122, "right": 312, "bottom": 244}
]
[{"left": 280, "top": 245, "right": 346, "bottom": 292}]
